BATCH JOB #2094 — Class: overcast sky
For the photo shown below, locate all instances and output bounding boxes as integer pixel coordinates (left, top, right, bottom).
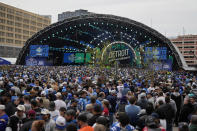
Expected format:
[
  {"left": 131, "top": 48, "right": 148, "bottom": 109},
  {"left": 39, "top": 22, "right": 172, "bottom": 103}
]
[{"left": 1, "top": 0, "right": 197, "bottom": 37}]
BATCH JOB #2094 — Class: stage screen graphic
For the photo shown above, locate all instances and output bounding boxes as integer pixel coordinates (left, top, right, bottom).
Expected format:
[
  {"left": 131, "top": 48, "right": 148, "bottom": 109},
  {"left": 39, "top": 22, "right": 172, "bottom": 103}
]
[
  {"left": 85, "top": 53, "right": 91, "bottom": 63},
  {"left": 75, "top": 53, "right": 84, "bottom": 63},
  {"left": 63, "top": 53, "right": 75, "bottom": 63},
  {"left": 144, "top": 47, "right": 167, "bottom": 60},
  {"left": 30, "top": 45, "right": 49, "bottom": 57},
  {"left": 25, "top": 57, "right": 52, "bottom": 66}
]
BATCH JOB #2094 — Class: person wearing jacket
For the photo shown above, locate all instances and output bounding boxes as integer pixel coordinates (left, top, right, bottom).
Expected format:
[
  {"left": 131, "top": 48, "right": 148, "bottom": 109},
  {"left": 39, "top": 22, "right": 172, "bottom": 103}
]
[
  {"left": 156, "top": 96, "right": 175, "bottom": 131},
  {"left": 41, "top": 108, "right": 55, "bottom": 131},
  {"left": 20, "top": 110, "right": 36, "bottom": 131},
  {"left": 6, "top": 105, "right": 27, "bottom": 131}
]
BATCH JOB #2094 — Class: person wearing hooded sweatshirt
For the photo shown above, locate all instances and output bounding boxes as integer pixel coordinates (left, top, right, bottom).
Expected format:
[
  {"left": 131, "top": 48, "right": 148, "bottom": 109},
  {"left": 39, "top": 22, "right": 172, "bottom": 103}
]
[{"left": 6, "top": 105, "right": 27, "bottom": 131}]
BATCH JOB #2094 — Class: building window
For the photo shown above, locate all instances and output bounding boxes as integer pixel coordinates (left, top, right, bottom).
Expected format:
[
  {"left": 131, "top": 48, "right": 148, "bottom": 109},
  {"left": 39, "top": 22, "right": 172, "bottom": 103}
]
[
  {"left": 0, "top": 31, "right": 5, "bottom": 36},
  {"left": 7, "top": 20, "right": 14, "bottom": 25},
  {"left": 23, "top": 24, "right": 29, "bottom": 29},
  {"left": 6, "top": 33, "right": 13, "bottom": 37},
  {"left": 6, "top": 39, "right": 13, "bottom": 43},
  {"left": 23, "top": 19, "right": 29, "bottom": 24},
  {"left": 184, "top": 46, "right": 195, "bottom": 48},
  {"left": 0, "top": 25, "right": 5, "bottom": 30},
  {"left": 37, "top": 23, "right": 42, "bottom": 27},
  {"left": 0, "top": 6, "right": 6, "bottom": 11},
  {"left": 23, "top": 30, "right": 29, "bottom": 34},
  {"left": 184, "top": 41, "right": 195, "bottom": 44},
  {"left": 30, "top": 20, "right": 36, "bottom": 25},
  {"left": 7, "top": 14, "right": 14, "bottom": 20},
  {"left": 15, "top": 11, "right": 23, "bottom": 16},
  {"left": 0, "top": 19, "right": 5, "bottom": 23},
  {"left": 173, "top": 41, "right": 182, "bottom": 44},
  {"left": 0, "top": 12, "right": 5, "bottom": 17},
  {"left": 7, "top": 8, "right": 14, "bottom": 13},
  {"left": 7, "top": 27, "right": 13, "bottom": 31},
  {"left": 31, "top": 16, "right": 36, "bottom": 20},
  {"left": 15, "top": 16, "right": 22, "bottom": 22},
  {"left": 184, "top": 56, "right": 194, "bottom": 58},
  {"left": 23, "top": 13, "right": 30, "bottom": 19},
  {"left": 184, "top": 51, "right": 194, "bottom": 54},
  {"left": 15, "top": 34, "right": 22, "bottom": 39},
  {"left": 30, "top": 26, "right": 36, "bottom": 31},
  {"left": 30, "top": 31, "right": 35, "bottom": 35},
  {"left": 37, "top": 28, "right": 42, "bottom": 31},
  {"left": 15, "top": 22, "right": 22, "bottom": 27},
  {"left": 23, "top": 35, "right": 29, "bottom": 39},
  {"left": 0, "top": 38, "right": 5, "bottom": 42},
  {"left": 15, "top": 40, "right": 22, "bottom": 44},
  {"left": 186, "top": 61, "right": 194, "bottom": 63},
  {"left": 15, "top": 28, "right": 22, "bottom": 33}
]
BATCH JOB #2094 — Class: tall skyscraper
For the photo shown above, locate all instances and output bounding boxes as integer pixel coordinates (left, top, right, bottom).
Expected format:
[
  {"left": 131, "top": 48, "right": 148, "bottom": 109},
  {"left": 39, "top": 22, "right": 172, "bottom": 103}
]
[{"left": 0, "top": 2, "right": 51, "bottom": 57}]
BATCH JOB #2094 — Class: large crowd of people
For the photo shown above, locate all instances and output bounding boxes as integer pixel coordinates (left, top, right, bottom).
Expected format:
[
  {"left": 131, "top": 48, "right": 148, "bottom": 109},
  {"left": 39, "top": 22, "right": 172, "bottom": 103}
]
[{"left": 0, "top": 65, "right": 197, "bottom": 131}]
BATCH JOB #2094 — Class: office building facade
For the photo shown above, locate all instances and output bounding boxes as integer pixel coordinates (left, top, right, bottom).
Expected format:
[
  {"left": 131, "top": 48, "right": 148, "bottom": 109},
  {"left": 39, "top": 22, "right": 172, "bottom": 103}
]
[
  {"left": 58, "top": 9, "right": 92, "bottom": 21},
  {"left": 0, "top": 2, "right": 51, "bottom": 57},
  {"left": 171, "top": 35, "right": 197, "bottom": 66}
]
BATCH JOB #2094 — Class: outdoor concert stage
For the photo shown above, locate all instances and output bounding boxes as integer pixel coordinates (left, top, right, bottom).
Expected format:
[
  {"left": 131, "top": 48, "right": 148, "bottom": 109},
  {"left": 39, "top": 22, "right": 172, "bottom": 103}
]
[{"left": 16, "top": 14, "right": 187, "bottom": 71}]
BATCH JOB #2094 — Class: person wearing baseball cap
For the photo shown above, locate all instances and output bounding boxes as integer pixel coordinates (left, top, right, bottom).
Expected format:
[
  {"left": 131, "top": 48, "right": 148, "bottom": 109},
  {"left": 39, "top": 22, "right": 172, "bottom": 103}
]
[
  {"left": 41, "top": 109, "right": 55, "bottom": 131},
  {"left": 6, "top": 105, "right": 27, "bottom": 131},
  {"left": 54, "top": 92, "right": 67, "bottom": 110},
  {"left": 55, "top": 116, "right": 66, "bottom": 131},
  {"left": 0, "top": 104, "right": 8, "bottom": 131}
]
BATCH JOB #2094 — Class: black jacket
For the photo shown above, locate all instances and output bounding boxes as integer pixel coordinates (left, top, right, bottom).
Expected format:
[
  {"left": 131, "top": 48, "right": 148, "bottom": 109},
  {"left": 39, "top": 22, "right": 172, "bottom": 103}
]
[
  {"left": 156, "top": 103, "right": 175, "bottom": 123},
  {"left": 20, "top": 118, "right": 36, "bottom": 131},
  {"left": 7, "top": 113, "right": 27, "bottom": 131},
  {"left": 88, "top": 114, "right": 101, "bottom": 126}
]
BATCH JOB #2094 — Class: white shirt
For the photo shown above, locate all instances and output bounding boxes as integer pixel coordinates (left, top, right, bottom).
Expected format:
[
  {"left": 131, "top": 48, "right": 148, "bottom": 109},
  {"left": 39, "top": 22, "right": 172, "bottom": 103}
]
[{"left": 54, "top": 99, "right": 67, "bottom": 110}]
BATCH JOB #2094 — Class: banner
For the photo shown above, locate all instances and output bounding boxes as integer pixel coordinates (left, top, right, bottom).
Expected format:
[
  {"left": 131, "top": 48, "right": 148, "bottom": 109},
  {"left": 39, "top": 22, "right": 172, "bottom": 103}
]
[
  {"left": 85, "top": 53, "right": 91, "bottom": 63},
  {"left": 30, "top": 45, "right": 49, "bottom": 57},
  {"left": 25, "top": 57, "right": 51, "bottom": 66},
  {"left": 150, "top": 59, "right": 172, "bottom": 71},
  {"left": 75, "top": 53, "right": 84, "bottom": 63},
  {"left": 63, "top": 53, "right": 75, "bottom": 63}
]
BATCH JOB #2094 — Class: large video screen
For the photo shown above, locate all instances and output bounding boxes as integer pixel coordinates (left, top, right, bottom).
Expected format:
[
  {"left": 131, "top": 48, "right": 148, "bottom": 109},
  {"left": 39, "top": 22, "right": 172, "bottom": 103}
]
[
  {"left": 63, "top": 53, "right": 75, "bottom": 63},
  {"left": 75, "top": 53, "right": 84, "bottom": 63},
  {"left": 63, "top": 53, "right": 89, "bottom": 64},
  {"left": 144, "top": 47, "right": 167, "bottom": 60},
  {"left": 30, "top": 45, "right": 49, "bottom": 57},
  {"left": 85, "top": 53, "right": 91, "bottom": 63}
]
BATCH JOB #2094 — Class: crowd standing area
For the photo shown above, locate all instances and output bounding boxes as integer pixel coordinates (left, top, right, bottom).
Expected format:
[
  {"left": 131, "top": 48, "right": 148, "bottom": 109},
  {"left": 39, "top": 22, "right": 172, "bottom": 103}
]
[{"left": 0, "top": 65, "right": 197, "bottom": 131}]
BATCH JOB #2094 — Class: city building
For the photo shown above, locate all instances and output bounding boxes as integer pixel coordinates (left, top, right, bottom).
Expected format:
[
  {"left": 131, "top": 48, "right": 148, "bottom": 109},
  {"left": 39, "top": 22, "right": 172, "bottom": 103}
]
[
  {"left": 0, "top": 2, "right": 51, "bottom": 57},
  {"left": 171, "top": 35, "right": 197, "bottom": 66},
  {"left": 58, "top": 9, "right": 92, "bottom": 21}
]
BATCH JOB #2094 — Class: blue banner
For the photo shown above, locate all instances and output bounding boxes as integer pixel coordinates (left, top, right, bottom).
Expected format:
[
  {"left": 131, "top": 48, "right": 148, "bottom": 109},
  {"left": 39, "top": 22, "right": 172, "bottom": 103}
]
[
  {"left": 25, "top": 57, "right": 51, "bottom": 66},
  {"left": 63, "top": 53, "right": 75, "bottom": 63},
  {"left": 30, "top": 45, "right": 49, "bottom": 57},
  {"left": 145, "top": 47, "right": 167, "bottom": 60},
  {"left": 150, "top": 59, "right": 172, "bottom": 71}
]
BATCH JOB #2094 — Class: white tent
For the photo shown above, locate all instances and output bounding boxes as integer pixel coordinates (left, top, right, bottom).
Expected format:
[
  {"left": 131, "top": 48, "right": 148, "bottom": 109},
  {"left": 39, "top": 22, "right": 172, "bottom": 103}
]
[{"left": 1, "top": 57, "right": 17, "bottom": 64}]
